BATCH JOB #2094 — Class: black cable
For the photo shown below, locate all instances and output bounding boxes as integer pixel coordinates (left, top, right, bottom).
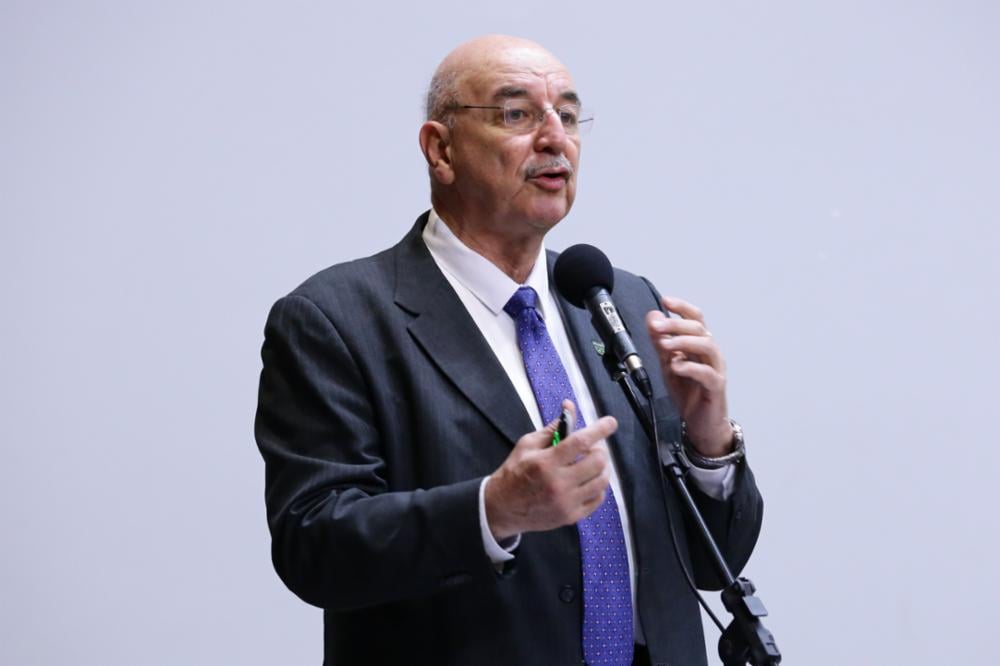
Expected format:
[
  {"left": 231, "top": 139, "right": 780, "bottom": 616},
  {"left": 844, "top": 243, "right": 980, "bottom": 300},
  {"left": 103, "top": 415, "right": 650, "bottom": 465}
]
[{"left": 647, "top": 397, "right": 725, "bottom": 633}]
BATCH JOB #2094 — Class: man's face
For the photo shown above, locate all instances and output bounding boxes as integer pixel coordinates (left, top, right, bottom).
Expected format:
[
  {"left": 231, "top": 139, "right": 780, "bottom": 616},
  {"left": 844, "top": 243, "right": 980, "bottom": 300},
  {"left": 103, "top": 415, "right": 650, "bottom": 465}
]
[{"left": 447, "top": 47, "right": 582, "bottom": 239}]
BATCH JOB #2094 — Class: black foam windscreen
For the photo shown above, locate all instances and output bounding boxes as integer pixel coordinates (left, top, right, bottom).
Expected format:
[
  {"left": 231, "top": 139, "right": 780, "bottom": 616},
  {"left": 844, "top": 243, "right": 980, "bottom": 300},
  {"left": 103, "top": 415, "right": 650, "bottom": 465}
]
[{"left": 553, "top": 244, "right": 615, "bottom": 308}]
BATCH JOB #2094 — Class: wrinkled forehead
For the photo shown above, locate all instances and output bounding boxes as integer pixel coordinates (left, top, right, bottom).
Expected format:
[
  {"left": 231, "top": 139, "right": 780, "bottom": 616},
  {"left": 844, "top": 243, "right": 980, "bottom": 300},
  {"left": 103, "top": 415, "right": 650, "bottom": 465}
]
[{"left": 459, "top": 47, "right": 580, "bottom": 105}]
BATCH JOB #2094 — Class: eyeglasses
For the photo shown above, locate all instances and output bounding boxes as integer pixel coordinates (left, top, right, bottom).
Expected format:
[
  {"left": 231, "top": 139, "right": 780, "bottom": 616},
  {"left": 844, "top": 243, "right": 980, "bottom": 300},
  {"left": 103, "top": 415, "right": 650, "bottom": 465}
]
[{"left": 455, "top": 99, "right": 594, "bottom": 135}]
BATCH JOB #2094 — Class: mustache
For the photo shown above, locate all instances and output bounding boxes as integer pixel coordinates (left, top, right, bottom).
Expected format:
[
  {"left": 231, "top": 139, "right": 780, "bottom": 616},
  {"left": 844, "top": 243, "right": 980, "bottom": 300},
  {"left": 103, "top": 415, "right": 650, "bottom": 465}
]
[{"left": 525, "top": 157, "right": 574, "bottom": 179}]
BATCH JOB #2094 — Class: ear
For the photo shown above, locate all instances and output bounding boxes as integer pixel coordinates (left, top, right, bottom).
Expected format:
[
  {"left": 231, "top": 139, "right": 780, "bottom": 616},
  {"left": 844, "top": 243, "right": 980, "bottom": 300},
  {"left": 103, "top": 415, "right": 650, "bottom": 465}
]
[{"left": 419, "top": 121, "right": 456, "bottom": 185}]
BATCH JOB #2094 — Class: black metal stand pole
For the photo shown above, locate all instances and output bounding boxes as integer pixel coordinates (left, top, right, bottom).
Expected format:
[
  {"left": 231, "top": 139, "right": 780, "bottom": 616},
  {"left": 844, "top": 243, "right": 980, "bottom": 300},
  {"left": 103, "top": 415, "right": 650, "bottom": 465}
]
[{"left": 604, "top": 359, "right": 781, "bottom": 665}]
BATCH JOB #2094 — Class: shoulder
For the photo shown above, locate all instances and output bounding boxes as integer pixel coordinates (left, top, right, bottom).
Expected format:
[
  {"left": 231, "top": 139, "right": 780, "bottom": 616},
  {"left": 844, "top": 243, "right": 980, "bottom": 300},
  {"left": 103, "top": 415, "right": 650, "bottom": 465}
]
[
  {"left": 259, "top": 248, "right": 399, "bottom": 353},
  {"left": 274, "top": 213, "right": 431, "bottom": 321},
  {"left": 288, "top": 246, "right": 397, "bottom": 314},
  {"left": 612, "top": 268, "right": 662, "bottom": 307}
]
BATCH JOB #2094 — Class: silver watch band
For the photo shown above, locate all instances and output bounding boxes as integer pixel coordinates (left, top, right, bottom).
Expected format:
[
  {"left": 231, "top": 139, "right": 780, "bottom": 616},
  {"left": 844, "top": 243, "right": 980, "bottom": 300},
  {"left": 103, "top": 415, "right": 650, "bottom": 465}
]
[{"left": 682, "top": 418, "right": 746, "bottom": 470}]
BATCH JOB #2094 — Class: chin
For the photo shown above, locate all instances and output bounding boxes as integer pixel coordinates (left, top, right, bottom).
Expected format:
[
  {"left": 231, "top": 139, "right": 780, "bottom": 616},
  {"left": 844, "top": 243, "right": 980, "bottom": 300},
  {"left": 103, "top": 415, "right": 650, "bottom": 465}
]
[{"left": 524, "top": 198, "right": 573, "bottom": 231}]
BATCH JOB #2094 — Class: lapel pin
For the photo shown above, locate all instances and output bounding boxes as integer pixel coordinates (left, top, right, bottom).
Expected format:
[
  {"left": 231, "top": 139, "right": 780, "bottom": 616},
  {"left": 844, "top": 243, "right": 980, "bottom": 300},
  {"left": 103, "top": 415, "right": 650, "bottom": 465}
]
[{"left": 592, "top": 341, "right": 606, "bottom": 356}]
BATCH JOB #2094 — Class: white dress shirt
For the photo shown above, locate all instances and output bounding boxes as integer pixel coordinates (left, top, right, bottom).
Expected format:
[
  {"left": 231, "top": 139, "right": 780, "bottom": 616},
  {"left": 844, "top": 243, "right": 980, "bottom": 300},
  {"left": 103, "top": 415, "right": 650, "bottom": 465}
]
[{"left": 421, "top": 208, "right": 734, "bottom": 642}]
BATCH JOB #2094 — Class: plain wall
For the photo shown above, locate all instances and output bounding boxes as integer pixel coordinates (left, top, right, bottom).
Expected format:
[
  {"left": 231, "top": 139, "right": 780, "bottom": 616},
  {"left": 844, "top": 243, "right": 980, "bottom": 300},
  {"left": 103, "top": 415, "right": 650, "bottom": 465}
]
[{"left": 2, "top": 1, "right": 998, "bottom": 663}]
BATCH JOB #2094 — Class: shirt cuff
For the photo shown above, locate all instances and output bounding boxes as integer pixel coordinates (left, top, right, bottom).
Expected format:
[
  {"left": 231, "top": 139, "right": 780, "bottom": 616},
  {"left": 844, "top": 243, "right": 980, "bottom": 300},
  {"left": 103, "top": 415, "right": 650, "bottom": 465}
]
[
  {"left": 685, "top": 463, "right": 737, "bottom": 501},
  {"left": 479, "top": 476, "right": 520, "bottom": 563}
]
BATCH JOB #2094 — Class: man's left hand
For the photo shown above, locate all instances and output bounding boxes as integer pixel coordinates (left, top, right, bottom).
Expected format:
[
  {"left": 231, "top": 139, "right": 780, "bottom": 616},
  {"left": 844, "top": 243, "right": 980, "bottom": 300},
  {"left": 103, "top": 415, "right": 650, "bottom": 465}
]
[{"left": 645, "top": 295, "right": 734, "bottom": 457}]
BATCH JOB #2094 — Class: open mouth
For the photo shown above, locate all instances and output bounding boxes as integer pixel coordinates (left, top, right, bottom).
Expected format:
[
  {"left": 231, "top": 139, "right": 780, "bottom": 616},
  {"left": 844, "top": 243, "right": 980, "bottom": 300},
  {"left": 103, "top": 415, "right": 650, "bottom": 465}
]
[
  {"left": 529, "top": 172, "right": 568, "bottom": 190},
  {"left": 528, "top": 169, "right": 569, "bottom": 189}
]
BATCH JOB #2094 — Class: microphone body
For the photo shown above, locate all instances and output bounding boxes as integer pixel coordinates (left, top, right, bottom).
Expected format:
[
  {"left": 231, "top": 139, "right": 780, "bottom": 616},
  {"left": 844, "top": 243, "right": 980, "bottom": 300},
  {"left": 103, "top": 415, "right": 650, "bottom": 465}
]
[
  {"left": 554, "top": 245, "right": 654, "bottom": 398},
  {"left": 582, "top": 286, "right": 642, "bottom": 374}
]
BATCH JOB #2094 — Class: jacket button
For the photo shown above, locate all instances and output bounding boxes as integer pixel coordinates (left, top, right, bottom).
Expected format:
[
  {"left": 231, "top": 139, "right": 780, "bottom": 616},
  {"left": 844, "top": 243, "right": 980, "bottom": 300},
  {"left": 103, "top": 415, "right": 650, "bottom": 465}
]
[{"left": 559, "top": 585, "right": 576, "bottom": 603}]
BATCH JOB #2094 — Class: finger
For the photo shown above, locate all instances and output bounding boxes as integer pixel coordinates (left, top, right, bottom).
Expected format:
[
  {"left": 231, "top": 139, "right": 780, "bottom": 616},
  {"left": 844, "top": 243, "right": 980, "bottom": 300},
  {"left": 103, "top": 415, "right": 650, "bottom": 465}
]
[
  {"left": 516, "top": 400, "right": 582, "bottom": 452},
  {"left": 563, "top": 460, "right": 611, "bottom": 516},
  {"left": 647, "top": 312, "right": 711, "bottom": 339},
  {"left": 656, "top": 335, "right": 724, "bottom": 370},
  {"left": 575, "top": 477, "right": 610, "bottom": 518},
  {"left": 560, "top": 442, "right": 609, "bottom": 487},
  {"left": 517, "top": 419, "right": 563, "bottom": 451},
  {"left": 560, "top": 399, "right": 577, "bottom": 437},
  {"left": 579, "top": 464, "right": 611, "bottom": 500},
  {"left": 661, "top": 295, "right": 706, "bottom": 326},
  {"left": 552, "top": 417, "right": 616, "bottom": 466},
  {"left": 668, "top": 357, "right": 726, "bottom": 392},
  {"left": 551, "top": 415, "right": 618, "bottom": 465}
]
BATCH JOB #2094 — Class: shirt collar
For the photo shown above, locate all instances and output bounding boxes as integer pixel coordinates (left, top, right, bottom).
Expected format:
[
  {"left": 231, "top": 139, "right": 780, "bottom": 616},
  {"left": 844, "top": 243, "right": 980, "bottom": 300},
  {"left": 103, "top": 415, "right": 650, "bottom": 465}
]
[{"left": 423, "top": 208, "right": 551, "bottom": 319}]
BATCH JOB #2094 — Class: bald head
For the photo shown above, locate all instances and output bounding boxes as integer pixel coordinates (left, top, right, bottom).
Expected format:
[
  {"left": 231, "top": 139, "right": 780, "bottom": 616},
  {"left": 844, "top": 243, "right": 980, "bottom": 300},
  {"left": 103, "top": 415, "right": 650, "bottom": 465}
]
[{"left": 425, "top": 35, "right": 571, "bottom": 125}]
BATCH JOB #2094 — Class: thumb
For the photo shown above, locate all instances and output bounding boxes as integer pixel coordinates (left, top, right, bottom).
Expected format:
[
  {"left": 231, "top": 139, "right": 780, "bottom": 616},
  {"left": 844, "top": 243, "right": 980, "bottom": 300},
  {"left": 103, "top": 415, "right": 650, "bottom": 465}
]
[
  {"left": 516, "top": 400, "right": 578, "bottom": 451},
  {"left": 517, "top": 418, "right": 561, "bottom": 451}
]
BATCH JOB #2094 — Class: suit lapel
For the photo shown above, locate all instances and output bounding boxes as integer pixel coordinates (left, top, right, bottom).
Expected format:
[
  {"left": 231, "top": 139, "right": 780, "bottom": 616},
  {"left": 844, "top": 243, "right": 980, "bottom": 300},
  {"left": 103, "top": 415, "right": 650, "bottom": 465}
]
[
  {"left": 394, "top": 214, "right": 534, "bottom": 446},
  {"left": 547, "top": 253, "right": 644, "bottom": 514}
]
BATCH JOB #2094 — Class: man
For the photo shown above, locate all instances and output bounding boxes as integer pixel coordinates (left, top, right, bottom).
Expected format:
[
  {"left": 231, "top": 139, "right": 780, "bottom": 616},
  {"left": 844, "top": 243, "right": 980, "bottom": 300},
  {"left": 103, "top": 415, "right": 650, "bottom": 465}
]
[{"left": 255, "top": 35, "right": 763, "bottom": 665}]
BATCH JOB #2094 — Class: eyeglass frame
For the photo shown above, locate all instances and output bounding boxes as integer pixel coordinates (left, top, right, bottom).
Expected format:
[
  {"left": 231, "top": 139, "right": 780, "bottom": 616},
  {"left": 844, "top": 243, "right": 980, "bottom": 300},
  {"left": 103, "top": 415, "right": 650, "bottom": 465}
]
[{"left": 451, "top": 99, "right": 594, "bottom": 135}]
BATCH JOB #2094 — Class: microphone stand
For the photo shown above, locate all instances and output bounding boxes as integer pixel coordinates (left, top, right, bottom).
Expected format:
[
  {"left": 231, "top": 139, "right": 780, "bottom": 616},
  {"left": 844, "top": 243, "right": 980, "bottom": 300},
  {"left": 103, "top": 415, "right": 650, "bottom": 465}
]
[{"left": 601, "top": 355, "right": 782, "bottom": 665}]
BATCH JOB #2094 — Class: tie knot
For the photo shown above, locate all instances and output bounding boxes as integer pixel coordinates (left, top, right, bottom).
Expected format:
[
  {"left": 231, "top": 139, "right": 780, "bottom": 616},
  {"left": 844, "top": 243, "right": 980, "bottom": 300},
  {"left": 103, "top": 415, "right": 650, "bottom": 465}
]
[{"left": 503, "top": 286, "right": 539, "bottom": 318}]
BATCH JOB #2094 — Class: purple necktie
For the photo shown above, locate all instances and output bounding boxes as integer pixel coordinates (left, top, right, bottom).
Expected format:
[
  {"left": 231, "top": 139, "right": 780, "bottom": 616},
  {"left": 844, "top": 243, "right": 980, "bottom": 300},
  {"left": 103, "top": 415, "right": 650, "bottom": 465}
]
[{"left": 504, "top": 286, "right": 633, "bottom": 666}]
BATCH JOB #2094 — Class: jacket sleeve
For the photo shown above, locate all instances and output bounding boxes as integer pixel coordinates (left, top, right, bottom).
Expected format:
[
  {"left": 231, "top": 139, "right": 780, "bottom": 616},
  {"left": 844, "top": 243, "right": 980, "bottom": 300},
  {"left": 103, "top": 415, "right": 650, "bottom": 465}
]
[
  {"left": 254, "top": 294, "right": 497, "bottom": 611},
  {"left": 685, "top": 464, "right": 764, "bottom": 590}
]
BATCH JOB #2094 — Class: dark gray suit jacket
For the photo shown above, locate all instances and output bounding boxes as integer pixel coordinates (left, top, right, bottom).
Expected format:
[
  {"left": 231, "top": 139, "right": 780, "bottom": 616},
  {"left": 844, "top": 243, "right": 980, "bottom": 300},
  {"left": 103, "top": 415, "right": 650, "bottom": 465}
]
[{"left": 255, "top": 212, "right": 763, "bottom": 665}]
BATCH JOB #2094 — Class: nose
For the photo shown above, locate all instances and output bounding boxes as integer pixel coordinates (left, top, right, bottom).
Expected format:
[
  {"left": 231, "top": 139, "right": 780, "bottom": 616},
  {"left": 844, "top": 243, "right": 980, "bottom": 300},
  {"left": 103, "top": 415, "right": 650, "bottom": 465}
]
[{"left": 533, "top": 108, "right": 569, "bottom": 154}]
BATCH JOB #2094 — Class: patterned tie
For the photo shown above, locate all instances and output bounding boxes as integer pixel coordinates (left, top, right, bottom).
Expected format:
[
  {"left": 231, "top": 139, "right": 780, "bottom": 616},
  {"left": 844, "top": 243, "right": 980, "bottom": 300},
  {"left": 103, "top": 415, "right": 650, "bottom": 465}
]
[{"left": 504, "top": 286, "right": 633, "bottom": 666}]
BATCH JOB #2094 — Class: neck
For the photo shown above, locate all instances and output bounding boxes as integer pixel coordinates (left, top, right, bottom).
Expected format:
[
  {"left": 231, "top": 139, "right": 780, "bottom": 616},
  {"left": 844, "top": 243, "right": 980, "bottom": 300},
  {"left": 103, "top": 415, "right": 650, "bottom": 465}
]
[{"left": 435, "top": 209, "right": 542, "bottom": 284}]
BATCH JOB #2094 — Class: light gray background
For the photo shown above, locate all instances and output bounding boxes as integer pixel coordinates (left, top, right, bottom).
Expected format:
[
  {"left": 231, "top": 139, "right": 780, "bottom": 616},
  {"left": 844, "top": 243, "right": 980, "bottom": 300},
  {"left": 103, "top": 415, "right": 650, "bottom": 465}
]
[{"left": 3, "top": 1, "right": 998, "bottom": 664}]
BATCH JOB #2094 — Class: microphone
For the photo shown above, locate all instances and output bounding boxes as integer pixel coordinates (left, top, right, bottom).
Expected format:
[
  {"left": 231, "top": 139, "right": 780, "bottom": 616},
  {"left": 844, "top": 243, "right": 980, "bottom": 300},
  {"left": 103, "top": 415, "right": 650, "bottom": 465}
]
[{"left": 554, "top": 244, "right": 654, "bottom": 399}]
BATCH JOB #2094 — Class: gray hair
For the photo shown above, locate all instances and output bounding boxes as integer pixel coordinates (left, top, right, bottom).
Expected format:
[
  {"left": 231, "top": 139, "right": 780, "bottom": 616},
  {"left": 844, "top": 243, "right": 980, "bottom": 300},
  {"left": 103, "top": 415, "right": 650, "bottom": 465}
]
[{"left": 425, "top": 69, "right": 460, "bottom": 127}]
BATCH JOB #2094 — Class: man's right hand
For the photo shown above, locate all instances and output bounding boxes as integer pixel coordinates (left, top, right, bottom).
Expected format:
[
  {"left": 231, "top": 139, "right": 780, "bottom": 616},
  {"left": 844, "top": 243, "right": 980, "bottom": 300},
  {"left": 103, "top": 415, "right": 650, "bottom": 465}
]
[{"left": 484, "top": 402, "right": 618, "bottom": 541}]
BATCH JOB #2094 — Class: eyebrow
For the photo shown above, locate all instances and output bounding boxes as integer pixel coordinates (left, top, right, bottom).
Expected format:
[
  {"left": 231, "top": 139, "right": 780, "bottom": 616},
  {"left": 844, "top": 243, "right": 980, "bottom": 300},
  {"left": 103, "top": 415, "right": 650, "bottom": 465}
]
[
  {"left": 560, "top": 91, "right": 581, "bottom": 105},
  {"left": 491, "top": 86, "right": 582, "bottom": 106},
  {"left": 492, "top": 86, "right": 529, "bottom": 101}
]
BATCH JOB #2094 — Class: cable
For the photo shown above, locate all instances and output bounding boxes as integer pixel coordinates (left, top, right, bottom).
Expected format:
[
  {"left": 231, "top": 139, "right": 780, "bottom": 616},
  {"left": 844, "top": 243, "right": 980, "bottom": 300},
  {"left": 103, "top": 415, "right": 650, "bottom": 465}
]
[{"left": 647, "top": 397, "right": 725, "bottom": 633}]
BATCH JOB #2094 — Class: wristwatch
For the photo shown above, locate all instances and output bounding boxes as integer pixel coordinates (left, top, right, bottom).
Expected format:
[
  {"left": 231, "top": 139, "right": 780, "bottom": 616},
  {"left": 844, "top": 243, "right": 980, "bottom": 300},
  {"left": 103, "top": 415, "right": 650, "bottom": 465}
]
[{"left": 682, "top": 418, "right": 746, "bottom": 469}]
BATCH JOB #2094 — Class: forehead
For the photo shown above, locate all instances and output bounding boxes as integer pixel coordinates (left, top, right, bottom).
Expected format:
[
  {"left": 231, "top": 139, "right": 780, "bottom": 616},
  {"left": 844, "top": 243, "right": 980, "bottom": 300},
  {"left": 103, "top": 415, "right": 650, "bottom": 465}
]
[{"left": 460, "top": 47, "right": 578, "bottom": 102}]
